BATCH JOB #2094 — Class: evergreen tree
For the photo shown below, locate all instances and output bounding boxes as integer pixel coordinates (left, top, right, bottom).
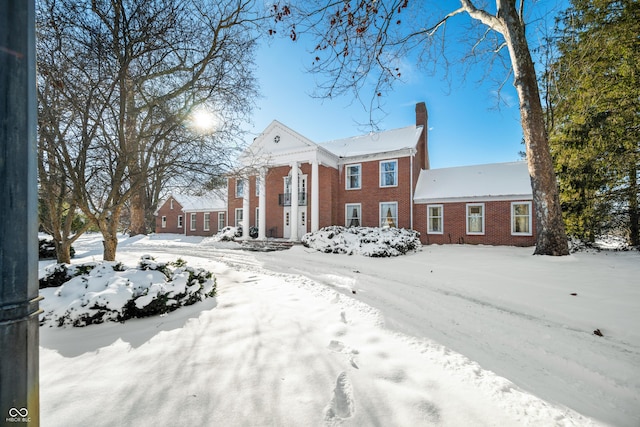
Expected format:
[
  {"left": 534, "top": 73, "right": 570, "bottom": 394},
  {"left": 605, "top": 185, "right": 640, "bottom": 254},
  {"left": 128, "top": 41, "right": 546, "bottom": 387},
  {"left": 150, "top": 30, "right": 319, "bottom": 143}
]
[{"left": 549, "top": 0, "right": 639, "bottom": 245}]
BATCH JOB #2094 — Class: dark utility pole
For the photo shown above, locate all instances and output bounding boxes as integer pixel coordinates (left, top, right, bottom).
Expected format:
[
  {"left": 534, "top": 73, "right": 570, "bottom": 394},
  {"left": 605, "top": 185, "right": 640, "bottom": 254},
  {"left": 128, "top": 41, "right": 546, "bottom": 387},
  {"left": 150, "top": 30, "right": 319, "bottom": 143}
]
[{"left": 0, "top": 1, "right": 40, "bottom": 426}]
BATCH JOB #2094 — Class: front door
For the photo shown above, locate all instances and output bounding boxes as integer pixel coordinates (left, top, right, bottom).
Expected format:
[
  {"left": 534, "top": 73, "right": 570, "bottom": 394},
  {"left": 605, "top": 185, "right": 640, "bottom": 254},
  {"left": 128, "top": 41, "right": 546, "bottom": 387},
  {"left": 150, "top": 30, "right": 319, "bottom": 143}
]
[
  {"left": 282, "top": 172, "right": 307, "bottom": 239},
  {"left": 283, "top": 207, "right": 307, "bottom": 239}
]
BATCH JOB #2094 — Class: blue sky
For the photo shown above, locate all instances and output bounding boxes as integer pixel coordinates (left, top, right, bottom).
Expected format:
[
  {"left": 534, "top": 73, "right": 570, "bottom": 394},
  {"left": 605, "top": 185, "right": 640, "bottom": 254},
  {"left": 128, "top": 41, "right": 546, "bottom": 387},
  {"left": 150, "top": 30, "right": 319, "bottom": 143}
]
[{"left": 243, "top": 1, "right": 565, "bottom": 169}]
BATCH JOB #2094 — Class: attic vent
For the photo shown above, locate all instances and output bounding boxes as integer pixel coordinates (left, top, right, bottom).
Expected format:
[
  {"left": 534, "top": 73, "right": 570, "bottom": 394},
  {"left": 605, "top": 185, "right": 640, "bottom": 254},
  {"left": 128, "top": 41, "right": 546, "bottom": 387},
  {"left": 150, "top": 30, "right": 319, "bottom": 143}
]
[{"left": 274, "top": 135, "right": 280, "bottom": 143}]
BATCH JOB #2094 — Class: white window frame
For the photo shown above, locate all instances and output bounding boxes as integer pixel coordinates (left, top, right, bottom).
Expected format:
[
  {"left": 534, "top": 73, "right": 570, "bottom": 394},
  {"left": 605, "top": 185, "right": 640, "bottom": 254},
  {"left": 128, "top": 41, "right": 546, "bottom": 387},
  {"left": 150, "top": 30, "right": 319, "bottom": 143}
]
[
  {"left": 427, "top": 204, "right": 443, "bottom": 234},
  {"left": 511, "top": 201, "right": 533, "bottom": 236},
  {"left": 466, "top": 203, "right": 485, "bottom": 235},
  {"left": 161, "top": 216, "right": 167, "bottom": 228},
  {"left": 177, "top": 215, "right": 183, "bottom": 228},
  {"left": 190, "top": 213, "right": 197, "bottom": 231},
  {"left": 345, "top": 203, "right": 362, "bottom": 227},
  {"left": 203, "top": 212, "right": 210, "bottom": 231},
  {"left": 170, "top": 199, "right": 174, "bottom": 209},
  {"left": 379, "top": 202, "right": 398, "bottom": 228},
  {"left": 345, "top": 164, "right": 361, "bottom": 190},
  {"left": 235, "top": 208, "right": 243, "bottom": 227},
  {"left": 217, "top": 212, "right": 226, "bottom": 231},
  {"left": 379, "top": 159, "right": 398, "bottom": 188},
  {"left": 235, "top": 179, "right": 244, "bottom": 198}
]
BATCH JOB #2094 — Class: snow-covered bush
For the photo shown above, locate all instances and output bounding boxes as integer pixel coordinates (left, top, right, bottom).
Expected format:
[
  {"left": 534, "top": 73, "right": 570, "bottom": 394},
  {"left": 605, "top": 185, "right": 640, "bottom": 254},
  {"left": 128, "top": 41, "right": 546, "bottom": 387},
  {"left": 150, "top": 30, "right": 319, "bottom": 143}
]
[
  {"left": 39, "top": 256, "right": 216, "bottom": 327},
  {"left": 39, "top": 238, "right": 75, "bottom": 259},
  {"left": 301, "top": 226, "right": 421, "bottom": 257},
  {"left": 212, "top": 226, "right": 241, "bottom": 241},
  {"left": 568, "top": 235, "right": 635, "bottom": 253}
]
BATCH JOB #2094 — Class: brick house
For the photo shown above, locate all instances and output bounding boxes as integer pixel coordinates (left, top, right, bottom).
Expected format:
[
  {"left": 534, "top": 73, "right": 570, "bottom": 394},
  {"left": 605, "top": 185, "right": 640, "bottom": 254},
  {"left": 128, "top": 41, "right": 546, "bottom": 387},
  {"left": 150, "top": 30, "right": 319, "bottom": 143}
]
[
  {"left": 227, "top": 102, "right": 536, "bottom": 246},
  {"left": 155, "top": 192, "right": 227, "bottom": 237},
  {"left": 414, "top": 162, "right": 536, "bottom": 246}
]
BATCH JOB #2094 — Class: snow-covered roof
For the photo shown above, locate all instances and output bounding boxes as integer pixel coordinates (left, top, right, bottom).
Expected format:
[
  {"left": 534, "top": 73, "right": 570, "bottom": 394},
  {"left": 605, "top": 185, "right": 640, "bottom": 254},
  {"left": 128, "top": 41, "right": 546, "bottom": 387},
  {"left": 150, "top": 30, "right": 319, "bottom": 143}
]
[
  {"left": 414, "top": 161, "right": 532, "bottom": 203},
  {"left": 319, "top": 125, "right": 423, "bottom": 158},
  {"left": 155, "top": 191, "right": 227, "bottom": 214},
  {"left": 174, "top": 192, "right": 227, "bottom": 212}
]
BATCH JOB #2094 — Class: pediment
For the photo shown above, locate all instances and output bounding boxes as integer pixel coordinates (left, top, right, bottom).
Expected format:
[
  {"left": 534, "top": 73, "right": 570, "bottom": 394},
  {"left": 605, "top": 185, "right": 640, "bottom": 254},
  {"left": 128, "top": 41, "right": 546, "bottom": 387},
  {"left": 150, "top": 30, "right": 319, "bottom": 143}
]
[{"left": 241, "top": 121, "right": 317, "bottom": 164}]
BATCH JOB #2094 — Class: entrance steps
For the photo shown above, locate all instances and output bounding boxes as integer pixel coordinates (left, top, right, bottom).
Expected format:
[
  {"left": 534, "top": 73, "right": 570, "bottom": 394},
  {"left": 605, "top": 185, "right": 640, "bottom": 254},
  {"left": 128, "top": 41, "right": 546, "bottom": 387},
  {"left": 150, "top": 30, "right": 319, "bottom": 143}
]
[{"left": 238, "top": 239, "right": 295, "bottom": 252}]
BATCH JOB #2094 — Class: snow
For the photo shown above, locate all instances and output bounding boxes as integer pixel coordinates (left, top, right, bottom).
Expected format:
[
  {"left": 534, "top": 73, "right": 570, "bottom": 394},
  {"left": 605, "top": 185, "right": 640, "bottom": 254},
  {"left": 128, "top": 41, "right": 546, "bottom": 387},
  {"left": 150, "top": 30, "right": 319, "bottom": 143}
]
[
  {"left": 38, "top": 233, "right": 640, "bottom": 426},
  {"left": 158, "top": 191, "right": 227, "bottom": 213},
  {"left": 301, "top": 226, "right": 421, "bottom": 257},
  {"left": 39, "top": 256, "right": 215, "bottom": 327},
  {"left": 414, "top": 161, "right": 532, "bottom": 203},
  {"left": 319, "top": 125, "right": 423, "bottom": 158}
]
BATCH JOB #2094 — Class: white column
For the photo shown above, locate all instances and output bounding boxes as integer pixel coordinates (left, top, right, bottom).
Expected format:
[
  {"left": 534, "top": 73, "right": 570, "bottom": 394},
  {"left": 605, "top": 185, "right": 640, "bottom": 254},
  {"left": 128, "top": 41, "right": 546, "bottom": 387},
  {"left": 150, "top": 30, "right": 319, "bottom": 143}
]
[
  {"left": 258, "top": 169, "right": 266, "bottom": 240},
  {"left": 311, "top": 160, "right": 319, "bottom": 232},
  {"left": 290, "top": 162, "right": 299, "bottom": 241},
  {"left": 242, "top": 178, "right": 250, "bottom": 240}
]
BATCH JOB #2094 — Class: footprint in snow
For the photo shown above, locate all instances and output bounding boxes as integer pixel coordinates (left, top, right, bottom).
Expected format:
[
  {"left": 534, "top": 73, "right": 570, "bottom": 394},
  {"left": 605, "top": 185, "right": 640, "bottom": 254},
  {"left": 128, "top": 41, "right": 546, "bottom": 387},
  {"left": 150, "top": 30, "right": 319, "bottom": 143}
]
[
  {"left": 340, "top": 310, "right": 347, "bottom": 324},
  {"left": 327, "top": 340, "right": 359, "bottom": 355},
  {"left": 324, "top": 371, "right": 355, "bottom": 423}
]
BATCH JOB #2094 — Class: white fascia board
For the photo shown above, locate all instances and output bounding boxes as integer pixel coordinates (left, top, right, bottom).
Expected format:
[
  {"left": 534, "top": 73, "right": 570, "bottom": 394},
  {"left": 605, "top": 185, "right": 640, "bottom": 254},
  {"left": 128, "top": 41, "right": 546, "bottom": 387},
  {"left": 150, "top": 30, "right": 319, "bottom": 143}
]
[
  {"left": 414, "top": 194, "right": 534, "bottom": 204},
  {"left": 336, "top": 148, "right": 414, "bottom": 165}
]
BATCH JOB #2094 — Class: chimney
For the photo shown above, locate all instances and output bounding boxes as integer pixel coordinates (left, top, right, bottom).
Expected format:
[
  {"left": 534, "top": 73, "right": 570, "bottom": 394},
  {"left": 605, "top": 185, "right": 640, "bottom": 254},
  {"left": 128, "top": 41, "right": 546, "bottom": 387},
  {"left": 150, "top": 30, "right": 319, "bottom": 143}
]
[{"left": 415, "top": 102, "right": 429, "bottom": 170}]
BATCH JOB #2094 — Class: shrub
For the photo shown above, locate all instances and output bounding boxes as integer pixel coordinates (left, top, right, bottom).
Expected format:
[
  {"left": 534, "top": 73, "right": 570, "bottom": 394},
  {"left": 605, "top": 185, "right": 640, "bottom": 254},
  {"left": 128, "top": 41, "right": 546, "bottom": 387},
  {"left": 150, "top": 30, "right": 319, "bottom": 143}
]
[
  {"left": 39, "top": 256, "right": 217, "bottom": 327},
  {"left": 301, "top": 226, "right": 421, "bottom": 257},
  {"left": 39, "top": 238, "right": 75, "bottom": 260}
]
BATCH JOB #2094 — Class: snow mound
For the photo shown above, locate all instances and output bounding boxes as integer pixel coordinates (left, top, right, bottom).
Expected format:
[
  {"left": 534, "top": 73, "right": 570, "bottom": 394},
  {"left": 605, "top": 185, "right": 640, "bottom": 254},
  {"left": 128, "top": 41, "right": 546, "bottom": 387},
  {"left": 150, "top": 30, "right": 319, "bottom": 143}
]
[
  {"left": 39, "top": 255, "right": 216, "bottom": 327},
  {"left": 301, "top": 226, "right": 421, "bottom": 257}
]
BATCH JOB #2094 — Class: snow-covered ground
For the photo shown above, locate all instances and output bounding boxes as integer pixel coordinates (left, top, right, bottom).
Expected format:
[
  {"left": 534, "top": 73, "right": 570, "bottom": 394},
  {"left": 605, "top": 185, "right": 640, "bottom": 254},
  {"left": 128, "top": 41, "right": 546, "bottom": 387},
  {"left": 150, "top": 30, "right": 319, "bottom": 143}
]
[{"left": 38, "top": 233, "right": 640, "bottom": 426}]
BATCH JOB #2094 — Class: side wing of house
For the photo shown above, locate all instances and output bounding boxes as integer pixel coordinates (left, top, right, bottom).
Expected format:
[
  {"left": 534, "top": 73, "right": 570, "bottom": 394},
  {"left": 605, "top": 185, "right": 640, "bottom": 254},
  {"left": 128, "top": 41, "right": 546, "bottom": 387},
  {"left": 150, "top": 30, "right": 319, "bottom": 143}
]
[
  {"left": 413, "top": 162, "right": 536, "bottom": 246},
  {"left": 154, "top": 195, "right": 185, "bottom": 234}
]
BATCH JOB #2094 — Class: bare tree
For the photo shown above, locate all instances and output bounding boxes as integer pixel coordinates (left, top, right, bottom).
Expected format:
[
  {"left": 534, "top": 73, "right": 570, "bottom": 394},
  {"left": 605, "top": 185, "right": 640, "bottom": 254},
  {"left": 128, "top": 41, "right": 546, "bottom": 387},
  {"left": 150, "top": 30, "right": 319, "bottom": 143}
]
[
  {"left": 37, "top": 0, "right": 259, "bottom": 260},
  {"left": 272, "top": 0, "right": 569, "bottom": 255}
]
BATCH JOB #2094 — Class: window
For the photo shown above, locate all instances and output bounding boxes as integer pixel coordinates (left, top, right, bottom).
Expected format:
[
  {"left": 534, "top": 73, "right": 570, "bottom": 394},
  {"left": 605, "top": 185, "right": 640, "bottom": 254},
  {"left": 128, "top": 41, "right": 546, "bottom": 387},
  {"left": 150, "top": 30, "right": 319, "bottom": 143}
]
[
  {"left": 380, "top": 159, "right": 398, "bottom": 187},
  {"left": 346, "top": 164, "right": 361, "bottom": 190},
  {"left": 380, "top": 202, "right": 398, "bottom": 228},
  {"left": 285, "top": 211, "right": 290, "bottom": 226},
  {"left": 301, "top": 211, "right": 306, "bottom": 226},
  {"left": 255, "top": 176, "right": 261, "bottom": 196},
  {"left": 203, "top": 213, "right": 210, "bottom": 231},
  {"left": 235, "top": 179, "right": 244, "bottom": 198},
  {"left": 177, "top": 215, "right": 183, "bottom": 228},
  {"left": 161, "top": 216, "right": 167, "bottom": 228},
  {"left": 170, "top": 199, "right": 174, "bottom": 209},
  {"left": 345, "top": 203, "right": 361, "bottom": 227},
  {"left": 427, "top": 205, "right": 443, "bottom": 234},
  {"left": 512, "top": 202, "right": 532, "bottom": 235},
  {"left": 190, "top": 213, "right": 197, "bottom": 231},
  {"left": 466, "top": 203, "right": 485, "bottom": 235},
  {"left": 235, "top": 208, "right": 243, "bottom": 227},
  {"left": 218, "top": 212, "right": 226, "bottom": 231}
]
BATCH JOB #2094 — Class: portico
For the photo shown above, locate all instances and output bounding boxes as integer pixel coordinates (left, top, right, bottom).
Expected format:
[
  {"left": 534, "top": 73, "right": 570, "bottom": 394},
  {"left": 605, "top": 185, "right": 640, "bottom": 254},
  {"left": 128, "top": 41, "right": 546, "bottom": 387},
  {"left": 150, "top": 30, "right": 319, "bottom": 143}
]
[{"left": 235, "top": 120, "right": 337, "bottom": 241}]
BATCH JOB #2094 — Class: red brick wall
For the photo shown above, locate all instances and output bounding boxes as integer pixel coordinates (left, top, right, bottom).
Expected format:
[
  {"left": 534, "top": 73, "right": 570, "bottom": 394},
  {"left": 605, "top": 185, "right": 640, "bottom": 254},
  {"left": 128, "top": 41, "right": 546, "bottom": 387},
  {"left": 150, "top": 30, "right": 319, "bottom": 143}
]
[
  {"left": 184, "top": 211, "right": 226, "bottom": 237},
  {"left": 227, "top": 177, "right": 243, "bottom": 227},
  {"left": 337, "top": 157, "right": 413, "bottom": 228},
  {"left": 155, "top": 197, "right": 185, "bottom": 234},
  {"left": 414, "top": 200, "right": 537, "bottom": 246},
  {"left": 319, "top": 164, "right": 338, "bottom": 227}
]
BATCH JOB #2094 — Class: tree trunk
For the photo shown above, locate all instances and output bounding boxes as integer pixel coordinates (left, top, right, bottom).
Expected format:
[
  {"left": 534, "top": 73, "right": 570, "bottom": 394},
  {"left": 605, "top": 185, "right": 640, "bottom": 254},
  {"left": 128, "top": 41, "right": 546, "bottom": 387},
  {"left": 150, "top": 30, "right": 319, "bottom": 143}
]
[
  {"left": 98, "top": 207, "right": 122, "bottom": 261},
  {"left": 629, "top": 166, "right": 639, "bottom": 247},
  {"left": 55, "top": 240, "right": 72, "bottom": 264},
  {"left": 129, "top": 187, "right": 148, "bottom": 236},
  {"left": 499, "top": 3, "right": 569, "bottom": 256}
]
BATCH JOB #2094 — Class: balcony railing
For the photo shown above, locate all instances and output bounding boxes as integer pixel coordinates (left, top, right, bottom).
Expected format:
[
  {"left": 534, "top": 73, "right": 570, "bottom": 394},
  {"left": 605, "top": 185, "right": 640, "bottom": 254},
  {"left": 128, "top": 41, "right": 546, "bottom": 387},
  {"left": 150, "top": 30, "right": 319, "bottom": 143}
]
[{"left": 278, "top": 192, "right": 307, "bottom": 206}]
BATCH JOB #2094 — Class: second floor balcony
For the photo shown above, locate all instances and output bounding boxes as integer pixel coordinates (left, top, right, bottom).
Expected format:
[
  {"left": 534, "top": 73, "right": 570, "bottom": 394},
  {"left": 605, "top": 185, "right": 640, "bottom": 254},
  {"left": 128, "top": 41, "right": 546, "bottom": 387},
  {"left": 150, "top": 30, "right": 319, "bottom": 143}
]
[{"left": 278, "top": 192, "right": 307, "bottom": 207}]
